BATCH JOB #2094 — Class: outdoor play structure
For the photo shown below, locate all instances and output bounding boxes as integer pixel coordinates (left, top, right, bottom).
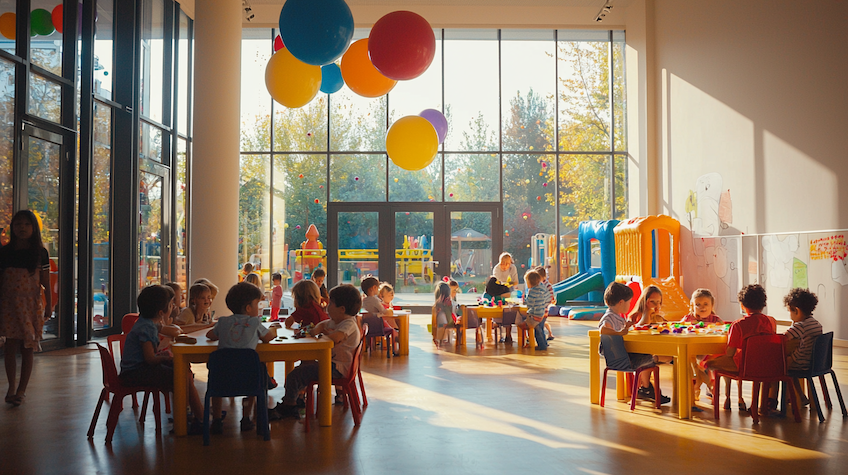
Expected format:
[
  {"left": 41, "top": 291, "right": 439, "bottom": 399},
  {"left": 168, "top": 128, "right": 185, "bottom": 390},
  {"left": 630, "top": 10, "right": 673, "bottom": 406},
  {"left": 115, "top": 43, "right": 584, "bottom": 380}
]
[
  {"left": 553, "top": 220, "right": 619, "bottom": 305},
  {"left": 613, "top": 215, "right": 689, "bottom": 320}
]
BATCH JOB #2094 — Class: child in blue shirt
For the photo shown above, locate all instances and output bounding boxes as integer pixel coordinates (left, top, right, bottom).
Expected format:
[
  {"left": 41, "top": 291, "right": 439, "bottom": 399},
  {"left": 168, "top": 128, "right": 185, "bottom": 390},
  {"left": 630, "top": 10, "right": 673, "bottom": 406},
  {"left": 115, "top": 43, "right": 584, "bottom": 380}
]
[
  {"left": 120, "top": 285, "right": 205, "bottom": 434},
  {"left": 206, "top": 282, "right": 279, "bottom": 433},
  {"left": 522, "top": 270, "right": 549, "bottom": 350}
]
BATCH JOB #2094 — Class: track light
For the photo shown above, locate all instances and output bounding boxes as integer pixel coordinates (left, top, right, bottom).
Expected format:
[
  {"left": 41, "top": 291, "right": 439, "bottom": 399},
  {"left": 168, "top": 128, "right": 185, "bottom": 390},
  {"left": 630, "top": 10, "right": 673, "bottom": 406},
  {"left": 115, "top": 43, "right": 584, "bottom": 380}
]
[
  {"left": 595, "top": 2, "right": 612, "bottom": 23},
  {"left": 242, "top": 0, "right": 255, "bottom": 22}
]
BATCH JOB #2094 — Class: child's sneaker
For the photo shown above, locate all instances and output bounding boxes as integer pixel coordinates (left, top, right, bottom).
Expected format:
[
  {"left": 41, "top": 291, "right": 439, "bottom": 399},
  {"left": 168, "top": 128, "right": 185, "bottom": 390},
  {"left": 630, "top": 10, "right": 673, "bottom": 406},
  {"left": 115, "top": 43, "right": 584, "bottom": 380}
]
[
  {"left": 210, "top": 417, "right": 224, "bottom": 435},
  {"left": 273, "top": 404, "right": 301, "bottom": 420},
  {"left": 637, "top": 385, "right": 655, "bottom": 400},
  {"left": 240, "top": 418, "right": 256, "bottom": 432}
]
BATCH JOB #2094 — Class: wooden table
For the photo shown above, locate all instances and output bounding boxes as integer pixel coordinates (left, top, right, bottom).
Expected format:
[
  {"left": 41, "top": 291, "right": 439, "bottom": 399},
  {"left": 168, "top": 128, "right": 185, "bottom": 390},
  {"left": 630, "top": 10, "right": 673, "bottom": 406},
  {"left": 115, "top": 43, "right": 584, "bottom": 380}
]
[
  {"left": 171, "top": 327, "right": 335, "bottom": 436},
  {"left": 588, "top": 329, "right": 727, "bottom": 419},
  {"left": 382, "top": 310, "right": 411, "bottom": 355}
]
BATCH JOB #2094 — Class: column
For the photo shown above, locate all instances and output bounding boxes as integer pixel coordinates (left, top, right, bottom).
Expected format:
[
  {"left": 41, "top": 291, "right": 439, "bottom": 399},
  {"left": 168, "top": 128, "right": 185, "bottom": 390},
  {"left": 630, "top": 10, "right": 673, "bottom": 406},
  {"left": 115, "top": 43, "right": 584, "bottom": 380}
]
[{"left": 191, "top": 0, "right": 242, "bottom": 315}]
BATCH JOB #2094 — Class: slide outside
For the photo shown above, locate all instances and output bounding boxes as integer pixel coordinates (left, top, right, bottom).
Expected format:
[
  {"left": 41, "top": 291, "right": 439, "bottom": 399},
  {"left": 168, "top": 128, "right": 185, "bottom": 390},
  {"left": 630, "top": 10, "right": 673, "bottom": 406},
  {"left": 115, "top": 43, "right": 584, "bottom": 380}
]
[{"left": 554, "top": 272, "right": 605, "bottom": 305}]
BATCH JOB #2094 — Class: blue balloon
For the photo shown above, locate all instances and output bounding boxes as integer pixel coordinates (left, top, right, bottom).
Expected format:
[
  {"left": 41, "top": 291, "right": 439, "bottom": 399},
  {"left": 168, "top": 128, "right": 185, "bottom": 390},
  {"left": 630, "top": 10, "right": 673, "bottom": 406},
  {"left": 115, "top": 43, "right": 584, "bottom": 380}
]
[
  {"left": 320, "top": 63, "right": 344, "bottom": 94},
  {"left": 279, "top": 0, "right": 354, "bottom": 66}
]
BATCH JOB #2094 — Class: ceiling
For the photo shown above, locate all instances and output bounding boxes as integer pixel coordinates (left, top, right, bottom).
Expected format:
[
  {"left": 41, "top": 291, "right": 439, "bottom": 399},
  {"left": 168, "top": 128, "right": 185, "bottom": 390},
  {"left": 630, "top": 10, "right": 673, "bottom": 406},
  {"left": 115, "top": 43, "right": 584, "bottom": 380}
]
[{"left": 248, "top": 0, "right": 630, "bottom": 5}]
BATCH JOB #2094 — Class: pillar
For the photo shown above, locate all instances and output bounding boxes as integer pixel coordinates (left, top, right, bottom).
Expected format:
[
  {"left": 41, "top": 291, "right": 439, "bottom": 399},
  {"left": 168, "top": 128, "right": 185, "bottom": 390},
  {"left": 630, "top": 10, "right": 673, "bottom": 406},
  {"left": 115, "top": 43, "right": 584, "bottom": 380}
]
[{"left": 191, "top": 0, "right": 241, "bottom": 315}]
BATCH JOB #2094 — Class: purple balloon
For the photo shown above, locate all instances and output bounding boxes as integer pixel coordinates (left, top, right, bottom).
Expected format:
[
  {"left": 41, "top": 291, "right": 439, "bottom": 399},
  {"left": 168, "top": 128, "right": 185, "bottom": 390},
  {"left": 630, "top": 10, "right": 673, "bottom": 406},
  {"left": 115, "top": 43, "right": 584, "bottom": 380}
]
[{"left": 419, "top": 109, "right": 447, "bottom": 144}]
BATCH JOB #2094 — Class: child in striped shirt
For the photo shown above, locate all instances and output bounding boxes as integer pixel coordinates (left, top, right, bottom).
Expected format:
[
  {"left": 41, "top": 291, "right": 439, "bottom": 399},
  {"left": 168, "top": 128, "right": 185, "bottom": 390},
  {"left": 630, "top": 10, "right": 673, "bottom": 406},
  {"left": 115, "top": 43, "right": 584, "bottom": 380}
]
[
  {"left": 783, "top": 288, "right": 823, "bottom": 405},
  {"left": 522, "top": 270, "right": 549, "bottom": 350},
  {"left": 535, "top": 266, "right": 556, "bottom": 341}
]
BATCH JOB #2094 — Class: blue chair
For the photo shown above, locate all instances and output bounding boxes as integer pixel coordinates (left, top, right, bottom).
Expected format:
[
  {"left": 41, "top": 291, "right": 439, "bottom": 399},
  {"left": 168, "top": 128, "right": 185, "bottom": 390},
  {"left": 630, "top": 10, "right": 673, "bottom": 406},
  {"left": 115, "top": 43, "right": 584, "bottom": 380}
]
[
  {"left": 782, "top": 332, "right": 847, "bottom": 422},
  {"left": 361, "top": 313, "right": 394, "bottom": 358},
  {"left": 203, "top": 349, "right": 270, "bottom": 446},
  {"left": 599, "top": 334, "right": 661, "bottom": 411}
]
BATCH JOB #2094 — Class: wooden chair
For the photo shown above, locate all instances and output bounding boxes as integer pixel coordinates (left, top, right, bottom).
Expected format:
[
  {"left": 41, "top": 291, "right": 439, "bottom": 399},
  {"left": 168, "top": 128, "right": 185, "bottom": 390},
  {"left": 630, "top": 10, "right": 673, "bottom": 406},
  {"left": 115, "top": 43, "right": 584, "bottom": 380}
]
[
  {"left": 304, "top": 336, "right": 366, "bottom": 431},
  {"left": 87, "top": 343, "right": 163, "bottom": 443},
  {"left": 782, "top": 332, "right": 847, "bottom": 422},
  {"left": 713, "top": 334, "right": 801, "bottom": 424}
]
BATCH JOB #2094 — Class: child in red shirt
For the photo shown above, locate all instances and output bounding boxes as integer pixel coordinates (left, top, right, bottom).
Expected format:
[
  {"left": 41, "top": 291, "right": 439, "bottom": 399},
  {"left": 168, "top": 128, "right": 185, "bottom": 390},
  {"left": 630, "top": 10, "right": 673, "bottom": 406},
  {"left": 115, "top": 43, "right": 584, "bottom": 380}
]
[{"left": 285, "top": 280, "right": 328, "bottom": 329}]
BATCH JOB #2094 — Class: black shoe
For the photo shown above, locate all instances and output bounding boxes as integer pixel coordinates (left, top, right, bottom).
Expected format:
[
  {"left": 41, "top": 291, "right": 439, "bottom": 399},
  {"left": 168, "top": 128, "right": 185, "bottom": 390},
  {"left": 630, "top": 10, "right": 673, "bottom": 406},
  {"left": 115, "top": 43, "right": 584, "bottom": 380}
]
[
  {"left": 210, "top": 418, "right": 223, "bottom": 435},
  {"left": 658, "top": 394, "right": 671, "bottom": 405},
  {"left": 334, "top": 394, "right": 345, "bottom": 406},
  {"left": 637, "top": 386, "right": 655, "bottom": 400},
  {"left": 240, "top": 418, "right": 256, "bottom": 432},
  {"left": 273, "top": 404, "right": 301, "bottom": 420},
  {"left": 546, "top": 336, "right": 554, "bottom": 341}
]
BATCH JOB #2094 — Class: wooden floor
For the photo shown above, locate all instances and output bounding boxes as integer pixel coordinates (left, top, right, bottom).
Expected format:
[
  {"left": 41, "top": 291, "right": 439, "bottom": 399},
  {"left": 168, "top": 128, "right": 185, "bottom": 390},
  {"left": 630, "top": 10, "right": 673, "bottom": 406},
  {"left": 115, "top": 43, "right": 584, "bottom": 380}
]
[{"left": 2, "top": 317, "right": 847, "bottom": 475}]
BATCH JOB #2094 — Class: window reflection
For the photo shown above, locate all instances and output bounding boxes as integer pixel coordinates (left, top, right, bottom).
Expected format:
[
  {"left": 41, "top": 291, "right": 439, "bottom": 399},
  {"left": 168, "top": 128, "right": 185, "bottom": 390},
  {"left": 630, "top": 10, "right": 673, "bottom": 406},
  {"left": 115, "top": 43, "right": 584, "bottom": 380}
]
[
  {"left": 176, "top": 138, "right": 188, "bottom": 291},
  {"left": 29, "top": 0, "right": 63, "bottom": 76},
  {"left": 239, "top": 154, "right": 270, "bottom": 287},
  {"left": 139, "top": 172, "right": 163, "bottom": 287},
  {"left": 140, "top": 0, "right": 165, "bottom": 123},
  {"left": 94, "top": 0, "right": 115, "bottom": 99},
  {"left": 92, "top": 102, "right": 112, "bottom": 330},
  {"left": 28, "top": 73, "right": 61, "bottom": 123},
  {"left": 330, "top": 154, "right": 386, "bottom": 202}
]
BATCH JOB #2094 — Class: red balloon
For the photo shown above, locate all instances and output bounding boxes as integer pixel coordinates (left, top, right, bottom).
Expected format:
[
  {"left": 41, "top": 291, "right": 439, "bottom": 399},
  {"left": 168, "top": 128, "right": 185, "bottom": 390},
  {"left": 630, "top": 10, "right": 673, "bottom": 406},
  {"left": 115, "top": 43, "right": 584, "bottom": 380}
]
[
  {"left": 52, "top": 5, "right": 63, "bottom": 34},
  {"left": 274, "top": 35, "right": 284, "bottom": 51},
  {"left": 368, "top": 11, "right": 435, "bottom": 81}
]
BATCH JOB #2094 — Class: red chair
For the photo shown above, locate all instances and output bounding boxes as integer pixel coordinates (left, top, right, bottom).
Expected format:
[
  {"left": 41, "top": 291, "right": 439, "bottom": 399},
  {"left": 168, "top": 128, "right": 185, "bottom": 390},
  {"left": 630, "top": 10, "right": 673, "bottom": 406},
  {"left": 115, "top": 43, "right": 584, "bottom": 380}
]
[
  {"left": 107, "top": 334, "right": 171, "bottom": 422},
  {"left": 87, "top": 342, "right": 163, "bottom": 443},
  {"left": 304, "top": 335, "right": 366, "bottom": 432},
  {"left": 121, "top": 313, "right": 140, "bottom": 334},
  {"left": 358, "top": 324, "right": 368, "bottom": 408},
  {"left": 713, "top": 334, "right": 801, "bottom": 424}
]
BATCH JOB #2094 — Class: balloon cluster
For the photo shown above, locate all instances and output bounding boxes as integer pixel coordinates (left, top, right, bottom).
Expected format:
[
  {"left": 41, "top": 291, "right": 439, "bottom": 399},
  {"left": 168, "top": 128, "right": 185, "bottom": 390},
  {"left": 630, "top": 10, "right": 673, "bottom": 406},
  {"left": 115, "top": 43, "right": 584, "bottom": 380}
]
[
  {"left": 265, "top": 1, "right": 437, "bottom": 108},
  {"left": 0, "top": 5, "right": 64, "bottom": 40}
]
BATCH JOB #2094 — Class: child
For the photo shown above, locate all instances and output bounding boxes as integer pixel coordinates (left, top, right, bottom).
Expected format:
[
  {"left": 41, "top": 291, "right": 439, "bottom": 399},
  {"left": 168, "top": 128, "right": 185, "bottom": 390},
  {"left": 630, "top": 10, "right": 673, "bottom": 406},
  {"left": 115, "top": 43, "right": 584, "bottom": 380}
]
[
  {"left": 270, "top": 273, "right": 283, "bottom": 321},
  {"left": 193, "top": 278, "right": 220, "bottom": 301},
  {"left": 156, "top": 284, "right": 185, "bottom": 356},
  {"left": 783, "top": 288, "right": 823, "bottom": 406},
  {"left": 239, "top": 262, "right": 253, "bottom": 282},
  {"left": 311, "top": 268, "right": 329, "bottom": 307},
  {"left": 681, "top": 288, "right": 724, "bottom": 406},
  {"left": 285, "top": 279, "right": 328, "bottom": 329},
  {"left": 206, "top": 282, "right": 279, "bottom": 433},
  {"left": 272, "top": 284, "right": 362, "bottom": 419},
  {"left": 361, "top": 277, "right": 399, "bottom": 355},
  {"left": 628, "top": 285, "right": 667, "bottom": 325},
  {"left": 165, "top": 282, "right": 184, "bottom": 313},
  {"left": 448, "top": 279, "right": 463, "bottom": 326},
  {"left": 120, "top": 285, "right": 205, "bottom": 434},
  {"left": 598, "top": 282, "right": 670, "bottom": 404},
  {"left": 522, "top": 270, "right": 548, "bottom": 350},
  {"left": 0, "top": 210, "right": 53, "bottom": 406},
  {"left": 535, "top": 266, "right": 556, "bottom": 341},
  {"left": 176, "top": 282, "right": 214, "bottom": 331},
  {"left": 705, "top": 284, "right": 776, "bottom": 410},
  {"left": 432, "top": 282, "right": 455, "bottom": 349},
  {"left": 245, "top": 272, "right": 263, "bottom": 289}
]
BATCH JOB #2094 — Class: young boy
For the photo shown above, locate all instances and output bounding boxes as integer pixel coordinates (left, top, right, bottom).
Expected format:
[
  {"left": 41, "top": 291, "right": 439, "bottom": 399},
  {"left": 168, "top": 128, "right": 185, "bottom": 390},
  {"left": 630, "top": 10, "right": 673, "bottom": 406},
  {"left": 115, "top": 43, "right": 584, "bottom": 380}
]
[
  {"left": 120, "top": 285, "right": 205, "bottom": 434},
  {"left": 272, "top": 284, "right": 362, "bottom": 419},
  {"left": 206, "top": 282, "right": 279, "bottom": 433},
  {"left": 311, "top": 268, "right": 329, "bottom": 307},
  {"left": 706, "top": 284, "right": 775, "bottom": 375},
  {"left": 270, "top": 273, "right": 284, "bottom": 321},
  {"left": 535, "top": 266, "right": 556, "bottom": 341},
  {"left": 522, "top": 270, "right": 549, "bottom": 350},
  {"left": 783, "top": 288, "right": 823, "bottom": 405},
  {"left": 598, "top": 282, "right": 670, "bottom": 404}
]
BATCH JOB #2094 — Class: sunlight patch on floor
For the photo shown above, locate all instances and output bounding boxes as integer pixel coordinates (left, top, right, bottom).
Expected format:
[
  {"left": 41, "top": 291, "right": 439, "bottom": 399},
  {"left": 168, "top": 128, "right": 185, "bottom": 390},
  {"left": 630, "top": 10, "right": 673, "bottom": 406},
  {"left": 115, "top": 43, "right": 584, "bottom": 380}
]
[{"left": 362, "top": 372, "right": 647, "bottom": 455}]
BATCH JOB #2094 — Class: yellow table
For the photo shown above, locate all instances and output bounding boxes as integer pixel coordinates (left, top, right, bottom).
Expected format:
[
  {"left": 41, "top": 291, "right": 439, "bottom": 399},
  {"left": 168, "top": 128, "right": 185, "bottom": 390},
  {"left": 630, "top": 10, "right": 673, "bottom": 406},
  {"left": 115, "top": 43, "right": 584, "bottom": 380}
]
[
  {"left": 588, "top": 329, "right": 727, "bottom": 419},
  {"left": 382, "top": 310, "right": 411, "bottom": 355},
  {"left": 469, "top": 305, "right": 527, "bottom": 342},
  {"left": 171, "top": 327, "right": 335, "bottom": 436}
]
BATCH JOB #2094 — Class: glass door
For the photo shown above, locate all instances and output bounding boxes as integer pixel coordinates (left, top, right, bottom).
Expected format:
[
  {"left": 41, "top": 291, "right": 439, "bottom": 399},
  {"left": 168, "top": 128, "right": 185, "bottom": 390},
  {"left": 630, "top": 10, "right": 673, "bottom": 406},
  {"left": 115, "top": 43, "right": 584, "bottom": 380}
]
[
  {"left": 20, "top": 123, "right": 75, "bottom": 350},
  {"left": 444, "top": 205, "right": 501, "bottom": 297},
  {"left": 393, "top": 210, "right": 438, "bottom": 293},
  {"left": 328, "top": 205, "right": 385, "bottom": 288},
  {"left": 138, "top": 167, "right": 169, "bottom": 289}
]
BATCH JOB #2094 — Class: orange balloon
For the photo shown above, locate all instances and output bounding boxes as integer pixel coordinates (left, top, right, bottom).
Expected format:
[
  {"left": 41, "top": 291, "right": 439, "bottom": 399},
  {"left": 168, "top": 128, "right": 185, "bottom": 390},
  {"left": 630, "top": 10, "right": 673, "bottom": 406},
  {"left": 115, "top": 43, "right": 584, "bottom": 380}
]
[
  {"left": 340, "top": 38, "right": 396, "bottom": 98},
  {"left": 0, "top": 12, "right": 16, "bottom": 40}
]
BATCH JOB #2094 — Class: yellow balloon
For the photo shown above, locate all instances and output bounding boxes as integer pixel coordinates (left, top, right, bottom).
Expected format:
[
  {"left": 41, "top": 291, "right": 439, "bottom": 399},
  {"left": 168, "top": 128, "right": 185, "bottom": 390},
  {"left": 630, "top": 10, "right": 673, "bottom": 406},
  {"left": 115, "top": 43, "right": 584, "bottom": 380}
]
[
  {"left": 387, "top": 116, "right": 438, "bottom": 171},
  {"left": 0, "top": 13, "right": 16, "bottom": 40},
  {"left": 265, "top": 48, "right": 321, "bottom": 109}
]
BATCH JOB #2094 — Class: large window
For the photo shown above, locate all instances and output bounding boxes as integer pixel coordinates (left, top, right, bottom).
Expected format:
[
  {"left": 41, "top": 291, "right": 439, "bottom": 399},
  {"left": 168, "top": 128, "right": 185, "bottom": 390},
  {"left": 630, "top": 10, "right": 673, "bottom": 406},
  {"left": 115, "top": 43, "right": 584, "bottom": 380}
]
[{"left": 239, "top": 28, "right": 627, "bottom": 284}]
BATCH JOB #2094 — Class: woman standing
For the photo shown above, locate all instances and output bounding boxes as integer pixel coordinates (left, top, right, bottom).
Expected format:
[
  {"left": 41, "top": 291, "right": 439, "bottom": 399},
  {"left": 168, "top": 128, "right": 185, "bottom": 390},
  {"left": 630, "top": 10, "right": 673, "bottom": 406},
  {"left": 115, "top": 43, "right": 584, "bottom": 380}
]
[{"left": 0, "top": 210, "right": 53, "bottom": 406}]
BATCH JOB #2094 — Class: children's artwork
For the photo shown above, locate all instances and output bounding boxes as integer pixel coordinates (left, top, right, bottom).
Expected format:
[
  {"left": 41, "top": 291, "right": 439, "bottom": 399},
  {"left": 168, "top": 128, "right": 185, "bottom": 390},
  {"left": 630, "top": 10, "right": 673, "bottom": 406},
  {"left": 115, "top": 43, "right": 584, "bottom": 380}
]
[
  {"left": 686, "top": 173, "right": 733, "bottom": 237},
  {"left": 683, "top": 234, "right": 742, "bottom": 319}
]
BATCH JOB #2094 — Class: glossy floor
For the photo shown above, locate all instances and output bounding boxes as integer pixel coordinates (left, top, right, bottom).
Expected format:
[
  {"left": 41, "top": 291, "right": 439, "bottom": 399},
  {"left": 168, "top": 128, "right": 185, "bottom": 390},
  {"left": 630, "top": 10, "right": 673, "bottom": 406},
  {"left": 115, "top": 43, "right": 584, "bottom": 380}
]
[{"left": 1, "top": 318, "right": 847, "bottom": 475}]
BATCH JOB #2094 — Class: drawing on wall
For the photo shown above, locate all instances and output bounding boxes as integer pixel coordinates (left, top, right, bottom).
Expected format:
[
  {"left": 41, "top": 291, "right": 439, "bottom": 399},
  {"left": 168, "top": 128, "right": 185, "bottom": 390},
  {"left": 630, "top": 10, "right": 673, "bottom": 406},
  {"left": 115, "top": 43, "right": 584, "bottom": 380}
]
[
  {"left": 809, "top": 234, "right": 848, "bottom": 286},
  {"left": 792, "top": 258, "right": 808, "bottom": 288},
  {"left": 686, "top": 173, "right": 732, "bottom": 236},
  {"left": 761, "top": 234, "right": 799, "bottom": 289},
  {"left": 687, "top": 234, "right": 741, "bottom": 319}
]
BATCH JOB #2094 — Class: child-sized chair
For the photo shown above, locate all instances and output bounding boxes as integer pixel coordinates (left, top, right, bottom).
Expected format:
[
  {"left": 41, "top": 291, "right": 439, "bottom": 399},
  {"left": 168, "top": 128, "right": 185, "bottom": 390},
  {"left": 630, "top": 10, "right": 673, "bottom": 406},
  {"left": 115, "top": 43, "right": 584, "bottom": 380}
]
[
  {"left": 492, "top": 307, "right": 518, "bottom": 343},
  {"left": 782, "top": 332, "right": 847, "bottom": 422},
  {"left": 304, "top": 336, "right": 366, "bottom": 432},
  {"left": 713, "top": 334, "right": 801, "bottom": 424},
  {"left": 203, "top": 349, "right": 270, "bottom": 446},
  {"left": 87, "top": 343, "right": 163, "bottom": 444},
  {"left": 361, "top": 313, "right": 394, "bottom": 358},
  {"left": 457, "top": 305, "right": 484, "bottom": 348},
  {"left": 431, "top": 307, "right": 458, "bottom": 348},
  {"left": 107, "top": 333, "right": 172, "bottom": 422},
  {"left": 599, "top": 334, "right": 662, "bottom": 411}
]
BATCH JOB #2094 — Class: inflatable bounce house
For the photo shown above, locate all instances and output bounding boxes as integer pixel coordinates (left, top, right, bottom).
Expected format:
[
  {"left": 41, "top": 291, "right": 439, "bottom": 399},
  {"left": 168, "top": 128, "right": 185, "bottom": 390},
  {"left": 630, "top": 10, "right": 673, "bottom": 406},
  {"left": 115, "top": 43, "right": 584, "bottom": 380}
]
[{"left": 614, "top": 215, "right": 689, "bottom": 320}]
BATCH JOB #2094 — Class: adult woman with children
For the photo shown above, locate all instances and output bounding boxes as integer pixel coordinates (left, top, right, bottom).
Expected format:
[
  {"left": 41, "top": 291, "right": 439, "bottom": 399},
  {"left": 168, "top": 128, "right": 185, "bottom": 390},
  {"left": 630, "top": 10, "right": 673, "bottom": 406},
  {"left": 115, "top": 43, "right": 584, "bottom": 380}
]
[{"left": 491, "top": 252, "right": 519, "bottom": 298}]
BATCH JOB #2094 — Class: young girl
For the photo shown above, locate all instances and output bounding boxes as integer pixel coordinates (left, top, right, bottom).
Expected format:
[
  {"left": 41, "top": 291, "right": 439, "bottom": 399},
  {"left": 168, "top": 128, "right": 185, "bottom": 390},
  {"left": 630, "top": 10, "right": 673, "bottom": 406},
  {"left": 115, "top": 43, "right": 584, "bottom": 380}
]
[
  {"left": 377, "top": 282, "right": 400, "bottom": 355},
  {"left": 628, "top": 285, "right": 667, "bottom": 325},
  {"left": 285, "top": 279, "right": 327, "bottom": 329},
  {"left": 433, "top": 282, "right": 455, "bottom": 349},
  {"left": 244, "top": 272, "right": 262, "bottom": 289},
  {"left": 681, "top": 288, "right": 724, "bottom": 406},
  {"left": 0, "top": 210, "right": 53, "bottom": 406},
  {"left": 176, "top": 282, "right": 214, "bottom": 331}
]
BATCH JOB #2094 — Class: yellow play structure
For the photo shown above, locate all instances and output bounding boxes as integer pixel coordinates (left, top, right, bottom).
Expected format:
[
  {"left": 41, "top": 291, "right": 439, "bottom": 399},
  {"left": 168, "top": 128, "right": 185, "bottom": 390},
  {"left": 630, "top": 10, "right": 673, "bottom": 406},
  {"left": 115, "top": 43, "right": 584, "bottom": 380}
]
[{"left": 614, "top": 215, "right": 689, "bottom": 319}]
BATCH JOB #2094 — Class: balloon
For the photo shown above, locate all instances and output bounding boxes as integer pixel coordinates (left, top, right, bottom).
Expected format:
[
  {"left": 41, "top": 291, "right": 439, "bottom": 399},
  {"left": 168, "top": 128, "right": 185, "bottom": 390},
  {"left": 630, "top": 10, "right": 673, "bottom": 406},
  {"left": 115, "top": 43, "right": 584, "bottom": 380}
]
[
  {"left": 273, "top": 35, "right": 284, "bottom": 52},
  {"left": 31, "top": 9, "right": 54, "bottom": 36},
  {"left": 265, "top": 48, "right": 321, "bottom": 109},
  {"left": 52, "top": 5, "right": 63, "bottom": 34},
  {"left": 278, "top": 0, "right": 353, "bottom": 66},
  {"left": 319, "top": 63, "right": 344, "bottom": 94},
  {"left": 419, "top": 109, "right": 447, "bottom": 144},
  {"left": 340, "top": 38, "right": 396, "bottom": 98},
  {"left": 386, "top": 116, "right": 438, "bottom": 171},
  {"left": 0, "top": 13, "right": 15, "bottom": 40},
  {"left": 368, "top": 11, "right": 436, "bottom": 80}
]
